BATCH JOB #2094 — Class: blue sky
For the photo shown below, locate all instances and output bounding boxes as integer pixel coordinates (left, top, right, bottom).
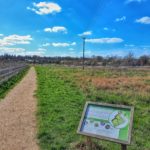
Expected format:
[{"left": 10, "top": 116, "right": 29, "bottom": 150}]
[{"left": 0, "top": 0, "right": 150, "bottom": 57}]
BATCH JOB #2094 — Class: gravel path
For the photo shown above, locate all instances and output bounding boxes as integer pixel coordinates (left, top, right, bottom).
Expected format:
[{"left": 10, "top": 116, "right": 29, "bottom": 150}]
[{"left": 0, "top": 67, "right": 39, "bottom": 150}]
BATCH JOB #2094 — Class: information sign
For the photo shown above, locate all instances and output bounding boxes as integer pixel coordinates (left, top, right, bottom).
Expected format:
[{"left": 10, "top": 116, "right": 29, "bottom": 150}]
[{"left": 77, "top": 102, "right": 134, "bottom": 145}]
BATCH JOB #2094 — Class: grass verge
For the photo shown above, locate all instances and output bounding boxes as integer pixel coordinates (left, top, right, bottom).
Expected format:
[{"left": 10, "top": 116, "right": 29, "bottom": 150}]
[
  {"left": 0, "top": 66, "right": 30, "bottom": 100},
  {"left": 35, "top": 66, "right": 85, "bottom": 150}
]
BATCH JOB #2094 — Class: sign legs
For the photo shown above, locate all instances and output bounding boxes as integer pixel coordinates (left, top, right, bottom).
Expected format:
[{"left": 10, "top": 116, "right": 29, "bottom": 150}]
[
  {"left": 121, "top": 144, "right": 127, "bottom": 150},
  {"left": 86, "top": 137, "right": 93, "bottom": 150}
]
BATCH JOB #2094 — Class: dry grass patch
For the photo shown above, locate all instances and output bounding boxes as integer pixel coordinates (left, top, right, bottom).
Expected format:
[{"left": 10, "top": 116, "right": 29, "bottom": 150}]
[{"left": 76, "top": 76, "right": 150, "bottom": 93}]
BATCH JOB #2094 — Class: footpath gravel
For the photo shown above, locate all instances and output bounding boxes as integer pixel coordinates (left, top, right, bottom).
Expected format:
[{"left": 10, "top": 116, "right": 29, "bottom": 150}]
[{"left": 0, "top": 67, "right": 39, "bottom": 150}]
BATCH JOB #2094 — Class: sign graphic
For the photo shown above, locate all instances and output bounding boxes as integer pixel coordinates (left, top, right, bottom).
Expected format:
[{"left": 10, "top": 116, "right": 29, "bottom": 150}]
[{"left": 77, "top": 102, "right": 134, "bottom": 145}]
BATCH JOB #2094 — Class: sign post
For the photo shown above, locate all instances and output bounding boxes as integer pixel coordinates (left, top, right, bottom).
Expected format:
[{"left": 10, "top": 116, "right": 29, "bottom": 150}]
[
  {"left": 82, "top": 37, "right": 86, "bottom": 70},
  {"left": 121, "top": 144, "right": 127, "bottom": 150},
  {"left": 86, "top": 137, "right": 92, "bottom": 150},
  {"left": 77, "top": 102, "right": 134, "bottom": 150}
]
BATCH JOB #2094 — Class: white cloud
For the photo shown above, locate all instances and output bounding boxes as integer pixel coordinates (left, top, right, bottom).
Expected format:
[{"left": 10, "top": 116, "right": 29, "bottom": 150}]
[
  {"left": 42, "top": 43, "right": 50, "bottom": 47},
  {"left": 25, "top": 51, "right": 45, "bottom": 56},
  {"left": 103, "top": 27, "right": 109, "bottom": 31},
  {"left": 0, "top": 34, "right": 32, "bottom": 47},
  {"left": 135, "top": 16, "right": 150, "bottom": 24},
  {"left": 0, "top": 34, "right": 4, "bottom": 37},
  {"left": 78, "top": 31, "right": 92, "bottom": 37},
  {"left": 37, "top": 48, "right": 47, "bottom": 52},
  {"left": 69, "top": 48, "right": 74, "bottom": 51},
  {"left": 52, "top": 42, "right": 76, "bottom": 47},
  {"left": 79, "top": 50, "right": 92, "bottom": 57},
  {"left": 69, "top": 51, "right": 75, "bottom": 54},
  {"left": 103, "top": 27, "right": 116, "bottom": 32},
  {"left": 125, "top": 44, "right": 150, "bottom": 49},
  {"left": 115, "top": 16, "right": 126, "bottom": 22},
  {"left": 125, "top": 44, "right": 135, "bottom": 47},
  {"left": 86, "top": 38, "right": 124, "bottom": 44},
  {"left": 0, "top": 42, "right": 47, "bottom": 56},
  {"left": 0, "top": 47, "right": 25, "bottom": 53},
  {"left": 125, "top": 0, "right": 146, "bottom": 4},
  {"left": 0, "top": 47, "right": 46, "bottom": 56},
  {"left": 44, "top": 26, "right": 67, "bottom": 33},
  {"left": 85, "top": 50, "right": 92, "bottom": 55},
  {"left": 27, "top": 2, "right": 61, "bottom": 15}
]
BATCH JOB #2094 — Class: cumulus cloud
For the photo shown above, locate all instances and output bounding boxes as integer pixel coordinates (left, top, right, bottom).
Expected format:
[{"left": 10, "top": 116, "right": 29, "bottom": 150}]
[
  {"left": 44, "top": 26, "right": 67, "bottom": 33},
  {"left": 86, "top": 38, "right": 124, "bottom": 44},
  {"left": 0, "top": 34, "right": 32, "bottom": 47},
  {"left": 125, "top": 0, "right": 146, "bottom": 4},
  {"left": 27, "top": 2, "right": 61, "bottom": 15},
  {"left": 51, "top": 42, "right": 76, "bottom": 47},
  {"left": 78, "top": 31, "right": 92, "bottom": 37},
  {"left": 0, "top": 34, "right": 4, "bottom": 37},
  {"left": 135, "top": 16, "right": 150, "bottom": 24},
  {"left": 115, "top": 16, "right": 126, "bottom": 22}
]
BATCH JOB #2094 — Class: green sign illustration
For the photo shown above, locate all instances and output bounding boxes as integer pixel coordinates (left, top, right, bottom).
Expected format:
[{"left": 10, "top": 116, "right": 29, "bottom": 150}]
[{"left": 78, "top": 102, "right": 134, "bottom": 145}]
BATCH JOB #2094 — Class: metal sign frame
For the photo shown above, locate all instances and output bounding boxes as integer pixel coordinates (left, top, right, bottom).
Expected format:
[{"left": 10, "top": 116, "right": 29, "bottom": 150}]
[{"left": 77, "top": 101, "right": 134, "bottom": 145}]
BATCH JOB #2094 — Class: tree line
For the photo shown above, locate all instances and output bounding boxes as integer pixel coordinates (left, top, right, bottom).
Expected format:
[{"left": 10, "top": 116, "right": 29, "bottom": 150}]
[{"left": 0, "top": 53, "right": 150, "bottom": 67}]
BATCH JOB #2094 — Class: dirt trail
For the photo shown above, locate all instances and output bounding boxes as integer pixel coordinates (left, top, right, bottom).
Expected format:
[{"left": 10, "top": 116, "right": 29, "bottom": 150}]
[{"left": 0, "top": 67, "right": 39, "bottom": 150}]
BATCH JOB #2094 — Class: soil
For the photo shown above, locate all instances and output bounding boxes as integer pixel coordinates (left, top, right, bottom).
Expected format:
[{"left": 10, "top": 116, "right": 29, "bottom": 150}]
[{"left": 0, "top": 67, "right": 39, "bottom": 150}]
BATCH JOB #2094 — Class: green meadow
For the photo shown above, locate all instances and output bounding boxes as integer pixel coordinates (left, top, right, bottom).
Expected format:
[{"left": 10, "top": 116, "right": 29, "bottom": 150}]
[{"left": 35, "top": 66, "right": 150, "bottom": 150}]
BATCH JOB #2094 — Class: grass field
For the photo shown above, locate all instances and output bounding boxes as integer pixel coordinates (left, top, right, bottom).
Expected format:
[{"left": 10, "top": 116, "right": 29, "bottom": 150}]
[
  {"left": 35, "top": 66, "right": 150, "bottom": 150},
  {"left": 0, "top": 67, "right": 29, "bottom": 100}
]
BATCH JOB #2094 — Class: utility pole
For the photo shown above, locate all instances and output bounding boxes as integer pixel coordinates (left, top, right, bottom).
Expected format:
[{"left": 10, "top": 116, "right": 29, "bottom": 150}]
[{"left": 82, "top": 37, "right": 86, "bottom": 70}]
